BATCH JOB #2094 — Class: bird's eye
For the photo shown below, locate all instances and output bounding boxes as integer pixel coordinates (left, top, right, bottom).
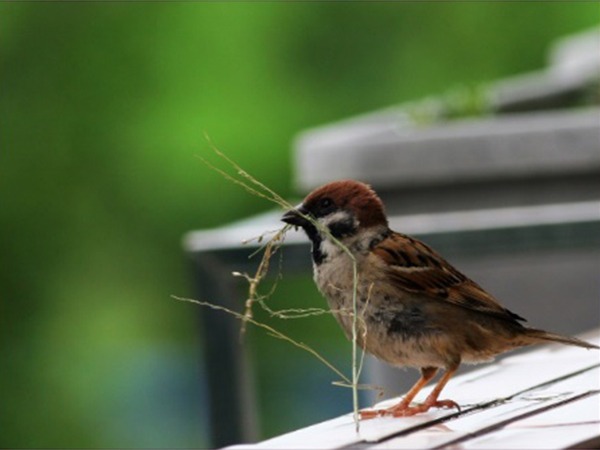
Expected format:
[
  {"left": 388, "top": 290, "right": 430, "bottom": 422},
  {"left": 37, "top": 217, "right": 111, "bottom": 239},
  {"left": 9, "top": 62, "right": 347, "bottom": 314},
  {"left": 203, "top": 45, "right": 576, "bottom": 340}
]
[
  {"left": 314, "top": 197, "right": 336, "bottom": 217},
  {"left": 320, "top": 197, "right": 333, "bottom": 209}
]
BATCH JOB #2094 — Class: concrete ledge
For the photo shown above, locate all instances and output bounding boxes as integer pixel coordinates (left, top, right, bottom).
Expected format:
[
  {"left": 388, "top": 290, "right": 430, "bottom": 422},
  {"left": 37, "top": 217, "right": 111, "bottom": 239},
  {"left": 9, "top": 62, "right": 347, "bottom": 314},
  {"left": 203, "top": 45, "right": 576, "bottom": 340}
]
[{"left": 295, "top": 107, "right": 600, "bottom": 191}]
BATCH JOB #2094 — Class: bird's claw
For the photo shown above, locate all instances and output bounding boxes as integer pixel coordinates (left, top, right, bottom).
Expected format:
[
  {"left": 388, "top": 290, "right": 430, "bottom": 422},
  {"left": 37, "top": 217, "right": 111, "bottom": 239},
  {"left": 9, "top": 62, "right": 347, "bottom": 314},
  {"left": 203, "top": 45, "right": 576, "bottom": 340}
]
[
  {"left": 390, "top": 398, "right": 461, "bottom": 417},
  {"left": 359, "top": 398, "right": 460, "bottom": 420}
]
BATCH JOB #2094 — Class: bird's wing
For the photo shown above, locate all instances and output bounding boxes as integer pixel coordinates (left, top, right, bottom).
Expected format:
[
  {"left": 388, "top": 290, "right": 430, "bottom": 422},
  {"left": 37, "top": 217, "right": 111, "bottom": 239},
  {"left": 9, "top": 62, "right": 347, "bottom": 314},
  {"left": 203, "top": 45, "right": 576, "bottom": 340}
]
[{"left": 373, "top": 232, "right": 526, "bottom": 323}]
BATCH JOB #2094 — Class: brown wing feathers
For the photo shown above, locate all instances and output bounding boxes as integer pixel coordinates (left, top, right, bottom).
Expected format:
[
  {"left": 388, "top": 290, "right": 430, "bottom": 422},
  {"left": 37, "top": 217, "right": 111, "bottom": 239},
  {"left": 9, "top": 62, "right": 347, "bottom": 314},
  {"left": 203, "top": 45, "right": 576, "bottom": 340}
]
[{"left": 374, "top": 233, "right": 526, "bottom": 323}]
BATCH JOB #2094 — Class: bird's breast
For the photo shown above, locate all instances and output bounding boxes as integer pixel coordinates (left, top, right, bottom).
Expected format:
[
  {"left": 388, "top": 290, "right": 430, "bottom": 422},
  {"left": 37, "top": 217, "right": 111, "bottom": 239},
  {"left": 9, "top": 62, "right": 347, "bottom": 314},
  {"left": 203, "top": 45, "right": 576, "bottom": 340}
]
[{"left": 313, "top": 254, "right": 459, "bottom": 368}]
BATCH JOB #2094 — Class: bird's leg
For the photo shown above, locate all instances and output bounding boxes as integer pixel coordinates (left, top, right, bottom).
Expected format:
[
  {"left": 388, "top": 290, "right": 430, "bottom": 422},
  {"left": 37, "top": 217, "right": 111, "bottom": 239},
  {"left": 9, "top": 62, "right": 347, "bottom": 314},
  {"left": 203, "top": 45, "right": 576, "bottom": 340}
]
[
  {"left": 391, "top": 365, "right": 460, "bottom": 417},
  {"left": 360, "top": 367, "right": 438, "bottom": 419}
]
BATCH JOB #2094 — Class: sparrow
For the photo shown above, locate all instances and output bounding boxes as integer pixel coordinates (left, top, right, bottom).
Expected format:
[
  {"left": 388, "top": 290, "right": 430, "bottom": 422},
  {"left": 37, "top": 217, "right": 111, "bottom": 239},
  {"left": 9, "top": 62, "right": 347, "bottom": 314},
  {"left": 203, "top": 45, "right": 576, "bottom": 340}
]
[{"left": 281, "top": 179, "right": 598, "bottom": 418}]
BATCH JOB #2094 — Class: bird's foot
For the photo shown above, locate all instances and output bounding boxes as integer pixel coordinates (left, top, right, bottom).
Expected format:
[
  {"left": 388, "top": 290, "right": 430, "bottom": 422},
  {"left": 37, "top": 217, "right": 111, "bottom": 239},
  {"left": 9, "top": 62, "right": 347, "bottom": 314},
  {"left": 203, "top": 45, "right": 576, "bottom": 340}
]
[
  {"left": 359, "top": 399, "right": 411, "bottom": 420},
  {"left": 390, "top": 398, "right": 460, "bottom": 417},
  {"left": 359, "top": 398, "right": 460, "bottom": 420},
  {"left": 359, "top": 408, "right": 388, "bottom": 420}
]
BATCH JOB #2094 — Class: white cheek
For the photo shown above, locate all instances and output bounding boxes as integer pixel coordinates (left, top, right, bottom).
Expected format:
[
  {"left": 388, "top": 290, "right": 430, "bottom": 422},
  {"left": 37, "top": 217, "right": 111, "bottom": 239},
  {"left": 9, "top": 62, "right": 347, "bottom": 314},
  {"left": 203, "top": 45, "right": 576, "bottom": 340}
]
[
  {"left": 320, "top": 239, "right": 343, "bottom": 259},
  {"left": 314, "top": 210, "right": 361, "bottom": 262}
]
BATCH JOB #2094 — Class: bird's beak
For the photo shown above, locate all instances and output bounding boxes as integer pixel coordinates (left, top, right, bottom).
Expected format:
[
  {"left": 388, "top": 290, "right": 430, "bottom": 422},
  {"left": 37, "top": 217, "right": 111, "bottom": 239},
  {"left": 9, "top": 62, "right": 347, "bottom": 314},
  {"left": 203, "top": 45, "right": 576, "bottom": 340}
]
[{"left": 281, "top": 204, "right": 310, "bottom": 228}]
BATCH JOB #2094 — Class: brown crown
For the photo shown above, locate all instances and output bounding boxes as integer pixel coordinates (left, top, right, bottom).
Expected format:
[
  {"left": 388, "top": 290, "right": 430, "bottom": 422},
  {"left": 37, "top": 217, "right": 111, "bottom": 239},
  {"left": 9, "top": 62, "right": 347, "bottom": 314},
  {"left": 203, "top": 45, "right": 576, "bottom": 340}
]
[{"left": 303, "top": 180, "right": 388, "bottom": 228}]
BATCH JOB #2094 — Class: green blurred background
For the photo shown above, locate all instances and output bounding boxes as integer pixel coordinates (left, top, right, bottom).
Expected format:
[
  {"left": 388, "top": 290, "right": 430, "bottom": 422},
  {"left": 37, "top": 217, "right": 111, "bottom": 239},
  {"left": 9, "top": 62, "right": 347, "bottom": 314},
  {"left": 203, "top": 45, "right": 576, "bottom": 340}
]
[{"left": 1, "top": 2, "right": 598, "bottom": 448}]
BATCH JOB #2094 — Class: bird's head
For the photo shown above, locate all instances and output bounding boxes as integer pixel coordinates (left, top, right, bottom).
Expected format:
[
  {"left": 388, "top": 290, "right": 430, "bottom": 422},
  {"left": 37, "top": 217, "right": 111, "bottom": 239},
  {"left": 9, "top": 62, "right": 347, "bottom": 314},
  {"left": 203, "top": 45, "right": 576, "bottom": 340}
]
[{"left": 281, "top": 180, "right": 388, "bottom": 245}]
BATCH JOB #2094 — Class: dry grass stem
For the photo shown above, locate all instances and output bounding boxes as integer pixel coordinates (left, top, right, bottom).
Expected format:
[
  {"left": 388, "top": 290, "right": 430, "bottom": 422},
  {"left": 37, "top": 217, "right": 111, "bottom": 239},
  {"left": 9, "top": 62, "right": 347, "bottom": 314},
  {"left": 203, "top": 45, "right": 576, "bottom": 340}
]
[
  {"left": 184, "top": 139, "right": 380, "bottom": 432},
  {"left": 173, "top": 296, "right": 351, "bottom": 385},
  {"left": 236, "top": 226, "right": 289, "bottom": 336}
]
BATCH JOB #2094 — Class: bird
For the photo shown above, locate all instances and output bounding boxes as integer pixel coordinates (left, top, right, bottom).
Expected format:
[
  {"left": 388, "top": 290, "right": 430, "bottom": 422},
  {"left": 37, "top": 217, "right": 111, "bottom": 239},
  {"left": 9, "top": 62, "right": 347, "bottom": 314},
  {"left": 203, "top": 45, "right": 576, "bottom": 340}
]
[{"left": 281, "top": 179, "right": 598, "bottom": 419}]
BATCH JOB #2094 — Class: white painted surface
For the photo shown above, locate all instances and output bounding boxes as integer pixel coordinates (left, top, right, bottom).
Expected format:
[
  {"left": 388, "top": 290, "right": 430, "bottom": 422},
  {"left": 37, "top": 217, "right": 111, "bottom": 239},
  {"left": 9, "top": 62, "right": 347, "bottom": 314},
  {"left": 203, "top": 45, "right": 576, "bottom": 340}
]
[{"left": 225, "top": 329, "right": 600, "bottom": 449}]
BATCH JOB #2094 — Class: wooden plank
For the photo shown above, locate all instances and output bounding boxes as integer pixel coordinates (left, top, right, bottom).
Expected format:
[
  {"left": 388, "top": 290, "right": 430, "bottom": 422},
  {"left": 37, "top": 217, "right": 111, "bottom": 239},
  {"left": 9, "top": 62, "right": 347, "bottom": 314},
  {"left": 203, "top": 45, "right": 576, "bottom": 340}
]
[
  {"left": 225, "top": 330, "right": 599, "bottom": 449},
  {"left": 225, "top": 415, "right": 358, "bottom": 449},
  {"left": 368, "top": 367, "right": 599, "bottom": 449},
  {"left": 459, "top": 393, "right": 600, "bottom": 449},
  {"left": 359, "top": 340, "right": 599, "bottom": 444}
]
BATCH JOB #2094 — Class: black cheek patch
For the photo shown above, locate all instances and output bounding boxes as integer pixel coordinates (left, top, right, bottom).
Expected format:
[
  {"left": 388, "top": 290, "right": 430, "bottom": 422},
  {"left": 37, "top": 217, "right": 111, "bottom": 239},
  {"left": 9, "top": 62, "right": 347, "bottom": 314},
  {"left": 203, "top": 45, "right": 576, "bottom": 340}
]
[{"left": 328, "top": 217, "right": 357, "bottom": 239}]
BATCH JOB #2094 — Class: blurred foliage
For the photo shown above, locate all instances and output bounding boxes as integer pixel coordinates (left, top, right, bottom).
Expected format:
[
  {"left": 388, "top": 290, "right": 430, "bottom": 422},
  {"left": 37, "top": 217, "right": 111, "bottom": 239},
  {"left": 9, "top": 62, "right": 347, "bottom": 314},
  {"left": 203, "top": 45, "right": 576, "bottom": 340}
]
[
  {"left": 406, "top": 84, "right": 492, "bottom": 126},
  {"left": 1, "top": 2, "right": 598, "bottom": 448}
]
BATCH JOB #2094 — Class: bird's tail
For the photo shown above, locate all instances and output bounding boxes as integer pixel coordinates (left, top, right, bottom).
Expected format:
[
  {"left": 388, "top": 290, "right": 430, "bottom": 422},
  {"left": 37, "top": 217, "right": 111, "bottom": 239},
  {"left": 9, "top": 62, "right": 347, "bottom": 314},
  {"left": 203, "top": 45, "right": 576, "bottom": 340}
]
[{"left": 525, "top": 328, "right": 599, "bottom": 349}]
